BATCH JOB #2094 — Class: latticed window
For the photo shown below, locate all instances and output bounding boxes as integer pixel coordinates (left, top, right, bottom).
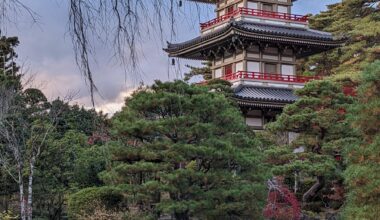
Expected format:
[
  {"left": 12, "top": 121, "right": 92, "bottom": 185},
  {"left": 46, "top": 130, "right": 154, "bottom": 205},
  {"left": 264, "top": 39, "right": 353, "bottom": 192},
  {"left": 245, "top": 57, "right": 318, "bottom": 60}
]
[
  {"left": 265, "top": 63, "right": 277, "bottom": 73},
  {"left": 262, "top": 4, "right": 274, "bottom": 12}
]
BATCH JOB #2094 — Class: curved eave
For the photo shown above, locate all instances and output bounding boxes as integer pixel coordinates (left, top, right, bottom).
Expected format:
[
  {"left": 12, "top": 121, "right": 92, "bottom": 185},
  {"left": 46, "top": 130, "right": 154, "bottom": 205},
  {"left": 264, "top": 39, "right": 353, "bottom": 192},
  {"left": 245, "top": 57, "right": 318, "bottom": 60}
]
[
  {"left": 233, "top": 98, "right": 292, "bottom": 109},
  {"left": 234, "top": 94, "right": 295, "bottom": 104},
  {"left": 164, "top": 24, "right": 345, "bottom": 60}
]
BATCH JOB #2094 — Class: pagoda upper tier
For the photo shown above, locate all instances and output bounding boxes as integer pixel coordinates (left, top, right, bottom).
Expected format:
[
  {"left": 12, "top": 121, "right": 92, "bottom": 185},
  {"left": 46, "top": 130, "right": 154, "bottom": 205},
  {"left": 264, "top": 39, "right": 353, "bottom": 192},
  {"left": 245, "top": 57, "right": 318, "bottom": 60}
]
[
  {"left": 165, "top": 0, "right": 345, "bottom": 91},
  {"left": 165, "top": 20, "right": 343, "bottom": 59},
  {"left": 165, "top": 0, "right": 344, "bottom": 60}
]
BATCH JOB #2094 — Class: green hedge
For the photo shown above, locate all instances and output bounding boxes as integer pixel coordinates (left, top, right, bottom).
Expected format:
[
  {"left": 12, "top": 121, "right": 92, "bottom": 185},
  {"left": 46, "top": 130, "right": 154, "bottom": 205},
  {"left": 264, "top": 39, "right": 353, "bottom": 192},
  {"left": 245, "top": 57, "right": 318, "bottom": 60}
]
[{"left": 68, "top": 186, "right": 125, "bottom": 218}]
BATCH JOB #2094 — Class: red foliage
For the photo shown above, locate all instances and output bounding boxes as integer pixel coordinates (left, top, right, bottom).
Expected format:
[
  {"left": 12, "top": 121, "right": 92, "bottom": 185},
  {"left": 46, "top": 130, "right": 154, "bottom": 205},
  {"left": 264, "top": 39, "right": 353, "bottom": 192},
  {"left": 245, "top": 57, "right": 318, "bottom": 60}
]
[
  {"left": 263, "top": 179, "right": 301, "bottom": 220},
  {"left": 343, "top": 86, "right": 357, "bottom": 97},
  {"left": 337, "top": 107, "right": 347, "bottom": 115}
]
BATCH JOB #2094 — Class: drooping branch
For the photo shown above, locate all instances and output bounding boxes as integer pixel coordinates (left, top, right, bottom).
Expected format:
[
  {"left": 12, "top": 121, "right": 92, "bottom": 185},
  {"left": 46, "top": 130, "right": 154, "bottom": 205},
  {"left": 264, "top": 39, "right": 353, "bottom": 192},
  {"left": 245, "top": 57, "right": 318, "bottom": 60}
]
[
  {"left": 0, "top": 0, "right": 38, "bottom": 32},
  {"left": 67, "top": 0, "right": 190, "bottom": 107},
  {"left": 1, "top": 0, "right": 207, "bottom": 107}
]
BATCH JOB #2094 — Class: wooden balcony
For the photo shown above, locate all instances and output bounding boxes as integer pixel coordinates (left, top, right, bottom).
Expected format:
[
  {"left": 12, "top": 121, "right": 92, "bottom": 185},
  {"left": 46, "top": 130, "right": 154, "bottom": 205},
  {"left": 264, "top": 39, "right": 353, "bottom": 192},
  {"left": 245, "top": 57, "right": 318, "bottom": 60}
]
[
  {"left": 222, "top": 71, "right": 320, "bottom": 84},
  {"left": 200, "top": 7, "right": 308, "bottom": 31}
]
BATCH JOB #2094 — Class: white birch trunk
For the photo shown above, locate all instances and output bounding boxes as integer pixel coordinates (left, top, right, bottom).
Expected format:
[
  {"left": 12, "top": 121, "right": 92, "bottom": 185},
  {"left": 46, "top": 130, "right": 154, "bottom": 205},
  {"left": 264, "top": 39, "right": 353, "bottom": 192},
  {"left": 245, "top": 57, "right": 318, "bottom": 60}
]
[
  {"left": 26, "top": 156, "right": 36, "bottom": 220},
  {"left": 18, "top": 164, "right": 26, "bottom": 220}
]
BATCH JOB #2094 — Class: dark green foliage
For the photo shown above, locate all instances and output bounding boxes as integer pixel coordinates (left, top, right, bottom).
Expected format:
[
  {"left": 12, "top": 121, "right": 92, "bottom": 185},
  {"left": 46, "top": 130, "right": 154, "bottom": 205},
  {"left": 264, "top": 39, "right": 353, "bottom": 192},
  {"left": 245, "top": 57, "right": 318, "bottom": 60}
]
[
  {"left": 32, "top": 118, "right": 110, "bottom": 218},
  {"left": 302, "top": 0, "right": 380, "bottom": 80},
  {"left": 49, "top": 99, "right": 108, "bottom": 137},
  {"left": 266, "top": 80, "right": 354, "bottom": 216},
  {"left": 0, "top": 36, "right": 21, "bottom": 83},
  {"left": 68, "top": 186, "right": 125, "bottom": 218},
  {"left": 98, "top": 80, "right": 267, "bottom": 219},
  {"left": 343, "top": 61, "right": 380, "bottom": 219}
]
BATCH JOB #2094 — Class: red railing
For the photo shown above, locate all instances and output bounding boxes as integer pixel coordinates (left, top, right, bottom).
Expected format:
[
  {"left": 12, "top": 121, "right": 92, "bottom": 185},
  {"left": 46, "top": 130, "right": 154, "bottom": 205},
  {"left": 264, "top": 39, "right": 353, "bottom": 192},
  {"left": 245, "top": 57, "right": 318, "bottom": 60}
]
[
  {"left": 222, "top": 71, "right": 320, "bottom": 83},
  {"left": 200, "top": 7, "right": 308, "bottom": 30}
]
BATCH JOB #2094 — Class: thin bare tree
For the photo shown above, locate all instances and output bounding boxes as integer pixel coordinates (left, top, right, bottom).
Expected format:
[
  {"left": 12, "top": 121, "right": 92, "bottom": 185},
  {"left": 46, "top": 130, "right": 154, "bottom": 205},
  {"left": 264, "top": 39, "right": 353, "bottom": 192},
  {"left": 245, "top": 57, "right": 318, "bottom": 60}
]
[{"left": 0, "top": 86, "right": 75, "bottom": 220}]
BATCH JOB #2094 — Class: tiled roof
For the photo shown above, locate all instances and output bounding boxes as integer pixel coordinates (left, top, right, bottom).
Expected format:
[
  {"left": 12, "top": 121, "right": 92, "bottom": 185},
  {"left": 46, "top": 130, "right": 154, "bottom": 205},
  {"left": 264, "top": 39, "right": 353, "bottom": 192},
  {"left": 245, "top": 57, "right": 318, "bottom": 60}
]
[
  {"left": 237, "top": 21, "right": 334, "bottom": 41},
  {"left": 234, "top": 86, "right": 298, "bottom": 103},
  {"left": 166, "top": 20, "right": 342, "bottom": 52}
]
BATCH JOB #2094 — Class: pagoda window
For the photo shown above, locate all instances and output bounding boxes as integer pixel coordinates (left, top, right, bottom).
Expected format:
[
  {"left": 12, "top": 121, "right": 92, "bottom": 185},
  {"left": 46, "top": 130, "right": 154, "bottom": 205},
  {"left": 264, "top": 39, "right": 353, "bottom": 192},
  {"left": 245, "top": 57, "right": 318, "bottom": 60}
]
[
  {"left": 278, "top": 5, "right": 288, "bottom": 14},
  {"left": 264, "top": 63, "right": 277, "bottom": 74},
  {"left": 224, "top": 64, "right": 233, "bottom": 76},
  {"left": 247, "top": 1, "right": 258, "bottom": 10},
  {"left": 281, "top": 64, "right": 295, "bottom": 75},
  {"left": 262, "top": 4, "right": 274, "bottom": 12},
  {"left": 247, "top": 61, "right": 260, "bottom": 73},
  {"left": 215, "top": 68, "right": 223, "bottom": 78},
  {"left": 235, "top": 61, "right": 244, "bottom": 72}
]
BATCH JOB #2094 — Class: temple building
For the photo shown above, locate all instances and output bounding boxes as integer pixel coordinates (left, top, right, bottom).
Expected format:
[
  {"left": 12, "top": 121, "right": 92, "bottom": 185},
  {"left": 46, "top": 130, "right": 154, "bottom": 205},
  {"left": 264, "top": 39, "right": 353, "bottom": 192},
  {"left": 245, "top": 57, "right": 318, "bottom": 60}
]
[{"left": 164, "top": 0, "right": 343, "bottom": 130}]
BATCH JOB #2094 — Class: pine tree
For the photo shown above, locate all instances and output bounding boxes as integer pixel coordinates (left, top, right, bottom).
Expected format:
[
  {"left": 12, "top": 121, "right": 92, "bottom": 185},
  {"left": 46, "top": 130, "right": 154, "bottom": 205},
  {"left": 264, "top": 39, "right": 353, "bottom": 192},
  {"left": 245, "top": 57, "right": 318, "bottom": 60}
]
[
  {"left": 265, "top": 80, "right": 354, "bottom": 217},
  {"left": 302, "top": 0, "right": 380, "bottom": 79},
  {"left": 98, "top": 80, "right": 267, "bottom": 219},
  {"left": 343, "top": 61, "right": 380, "bottom": 219},
  {"left": 0, "top": 36, "right": 21, "bottom": 118}
]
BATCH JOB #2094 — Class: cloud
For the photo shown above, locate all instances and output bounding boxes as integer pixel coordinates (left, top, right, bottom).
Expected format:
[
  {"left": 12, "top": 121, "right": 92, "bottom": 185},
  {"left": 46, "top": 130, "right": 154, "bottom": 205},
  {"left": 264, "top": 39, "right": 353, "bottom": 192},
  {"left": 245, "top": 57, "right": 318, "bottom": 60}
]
[{"left": 95, "top": 88, "right": 136, "bottom": 115}]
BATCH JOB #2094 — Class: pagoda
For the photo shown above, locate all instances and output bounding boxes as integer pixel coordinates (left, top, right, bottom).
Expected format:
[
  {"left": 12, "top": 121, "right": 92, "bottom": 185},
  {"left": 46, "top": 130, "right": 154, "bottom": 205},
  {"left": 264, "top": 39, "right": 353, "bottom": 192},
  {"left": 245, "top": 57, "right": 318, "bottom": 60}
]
[{"left": 164, "top": 0, "right": 343, "bottom": 130}]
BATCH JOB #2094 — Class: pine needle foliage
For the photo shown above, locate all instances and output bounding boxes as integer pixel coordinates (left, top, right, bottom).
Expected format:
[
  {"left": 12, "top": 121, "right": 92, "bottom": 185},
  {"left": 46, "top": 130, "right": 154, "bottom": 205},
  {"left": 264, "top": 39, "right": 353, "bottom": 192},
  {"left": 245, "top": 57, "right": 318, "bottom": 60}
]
[
  {"left": 302, "top": 0, "right": 380, "bottom": 80},
  {"left": 100, "top": 80, "right": 267, "bottom": 219},
  {"left": 343, "top": 61, "right": 380, "bottom": 219},
  {"left": 265, "top": 80, "right": 354, "bottom": 215}
]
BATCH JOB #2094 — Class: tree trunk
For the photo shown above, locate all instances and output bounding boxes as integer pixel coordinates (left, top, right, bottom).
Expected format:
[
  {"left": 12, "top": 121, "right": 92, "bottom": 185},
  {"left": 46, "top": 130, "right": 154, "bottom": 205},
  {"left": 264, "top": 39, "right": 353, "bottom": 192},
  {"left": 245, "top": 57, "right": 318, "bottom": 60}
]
[
  {"left": 302, "top": 176, "right": 325, "bottom": 203},
  {"left": 26, "top": 156, "right": 36, "bottom": 220},
  {"left": 18, "top": 164, "right": 26, "bottom": 220}
]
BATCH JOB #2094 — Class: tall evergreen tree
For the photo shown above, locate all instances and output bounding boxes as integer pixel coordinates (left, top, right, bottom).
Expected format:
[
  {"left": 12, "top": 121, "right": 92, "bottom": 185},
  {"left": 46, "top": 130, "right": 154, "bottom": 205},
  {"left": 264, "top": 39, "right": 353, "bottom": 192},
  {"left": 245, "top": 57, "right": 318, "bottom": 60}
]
[
  {"left": 265, "top": 80, "right": 354, "bottom": 217},
  {"left": 78, "top": 80, "right": 268, "bottom": 219},
  {"left": 301, "top": 0, "right": 380, "bottom": 79},
  {"left": 0, "top": 36, "right": 21, "bottom": 118},
  {"left": 343, "top": 61, "right": 380, "bottom": 219}
]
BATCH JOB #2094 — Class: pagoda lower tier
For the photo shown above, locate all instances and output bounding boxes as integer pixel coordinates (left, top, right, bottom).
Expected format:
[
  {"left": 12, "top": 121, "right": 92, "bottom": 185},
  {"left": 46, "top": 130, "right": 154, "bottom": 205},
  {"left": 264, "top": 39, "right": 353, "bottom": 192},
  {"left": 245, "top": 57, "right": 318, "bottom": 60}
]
[{"left": 233, "top": 84, "right": 296, "bottom": 129}]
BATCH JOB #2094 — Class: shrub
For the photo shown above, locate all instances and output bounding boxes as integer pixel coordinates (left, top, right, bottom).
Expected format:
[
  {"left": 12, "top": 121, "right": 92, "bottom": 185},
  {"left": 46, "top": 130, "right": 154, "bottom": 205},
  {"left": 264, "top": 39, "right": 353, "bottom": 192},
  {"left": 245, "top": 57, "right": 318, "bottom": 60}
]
[{"left": 68, "top": 186, "right": 125, "bottom": 218}]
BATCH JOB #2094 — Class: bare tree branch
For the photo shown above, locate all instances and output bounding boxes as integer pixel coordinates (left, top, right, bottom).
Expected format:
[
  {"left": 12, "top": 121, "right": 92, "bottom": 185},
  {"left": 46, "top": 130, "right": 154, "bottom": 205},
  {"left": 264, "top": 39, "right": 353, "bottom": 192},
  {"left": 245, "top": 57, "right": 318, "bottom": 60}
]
[
  {"left": 0, "top": 0, "right": 39, "bottom": 32},
  {"left": 67, "top": 0, "right": 194, "bottom": 107},
  {"left": 1, "top": 0, "right": 208, "bottom": 107}
]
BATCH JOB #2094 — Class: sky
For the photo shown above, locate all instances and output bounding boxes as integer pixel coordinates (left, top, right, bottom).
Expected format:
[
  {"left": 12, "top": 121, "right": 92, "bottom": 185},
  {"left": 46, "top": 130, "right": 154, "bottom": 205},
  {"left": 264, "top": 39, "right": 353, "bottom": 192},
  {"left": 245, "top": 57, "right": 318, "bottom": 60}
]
[{"left": 3, "top": 0, "right": 340, "bottom": 114}]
